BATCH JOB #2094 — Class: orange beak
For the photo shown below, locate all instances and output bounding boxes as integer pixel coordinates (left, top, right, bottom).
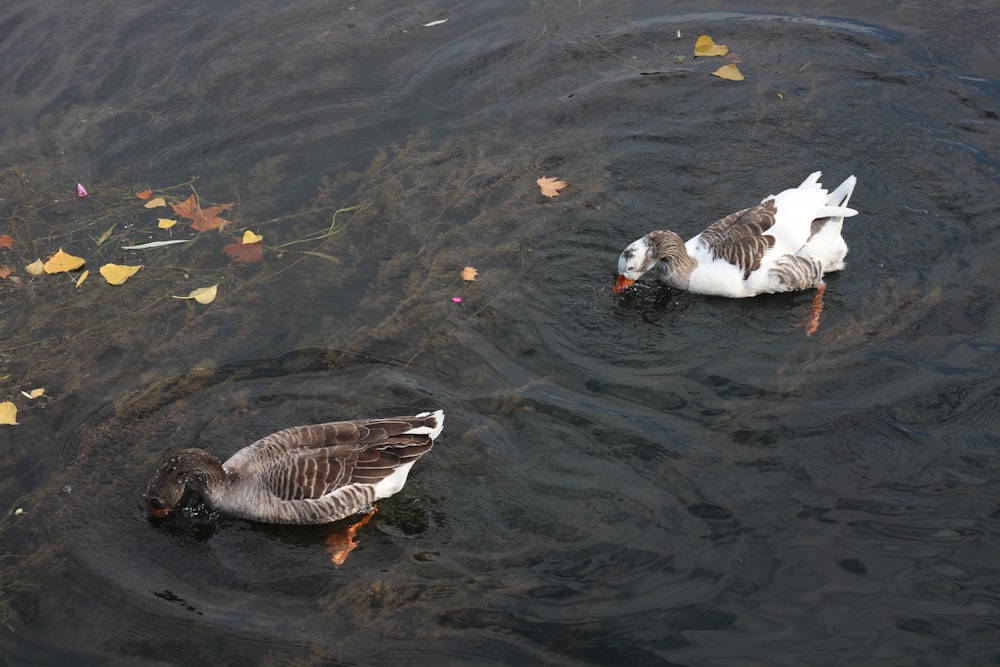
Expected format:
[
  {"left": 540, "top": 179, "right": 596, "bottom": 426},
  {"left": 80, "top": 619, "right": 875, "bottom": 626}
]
[
  {"left": 148, "top": 505, "right": 171, "bottom": 521},
  {"left": 613, "top": 274, "right": 635, "bottom": 293}
]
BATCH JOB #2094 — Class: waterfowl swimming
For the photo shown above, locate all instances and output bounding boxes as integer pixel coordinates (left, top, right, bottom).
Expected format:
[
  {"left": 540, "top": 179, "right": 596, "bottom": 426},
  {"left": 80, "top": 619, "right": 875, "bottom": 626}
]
[
  {"left": 614, "top": 172, "right": 858, "bottom": 298},
  {"left": 143, "top": 410, "right": 443, "bottom": 525}
]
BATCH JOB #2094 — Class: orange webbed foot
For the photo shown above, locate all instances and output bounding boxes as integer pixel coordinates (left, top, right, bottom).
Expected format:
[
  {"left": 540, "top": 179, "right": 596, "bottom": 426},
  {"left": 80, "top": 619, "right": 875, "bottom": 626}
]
[
  {"left": 326, "top": 507, "right": 377, "bottom": 565},
  {"left": 805, "top": 282, "right": 826, "bottom": 336}
]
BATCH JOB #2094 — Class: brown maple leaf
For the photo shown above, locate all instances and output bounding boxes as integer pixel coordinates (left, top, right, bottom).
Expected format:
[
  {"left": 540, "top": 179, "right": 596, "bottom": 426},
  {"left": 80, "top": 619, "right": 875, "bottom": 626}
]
[
  {"left": 135, "top": 189, "right": 153, "bottom": 200},
  {"left": 537, "top": 176, "right": 569, "bottom": 198},
  {"left": 222, "top": 240, "right": 263, "bottom": 263},
  {"left": 0, "top": 265, "right": 15, "bottom": 279},
  {"left": 0, "top": 234, "right": 14, "bottom": 249},
  {"left": 172, "top": 195, "right": 234, "bottom": 232}
]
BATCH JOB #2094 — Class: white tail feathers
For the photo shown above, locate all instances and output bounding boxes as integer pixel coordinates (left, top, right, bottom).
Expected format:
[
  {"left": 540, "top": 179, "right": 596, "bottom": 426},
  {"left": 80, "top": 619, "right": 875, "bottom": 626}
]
[{"left": 408, "top": 409, "right": 445, "bottom": 440}]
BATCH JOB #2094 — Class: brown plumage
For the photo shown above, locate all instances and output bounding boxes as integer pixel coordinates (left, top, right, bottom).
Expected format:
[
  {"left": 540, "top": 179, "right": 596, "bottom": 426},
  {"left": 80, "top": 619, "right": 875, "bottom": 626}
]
[{"left": 143, "top": 410, "right": 443, "bottom": 524}]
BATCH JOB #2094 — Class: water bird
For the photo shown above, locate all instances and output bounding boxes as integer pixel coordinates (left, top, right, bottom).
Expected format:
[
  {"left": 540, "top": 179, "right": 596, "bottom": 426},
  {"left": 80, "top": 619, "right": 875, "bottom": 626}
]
[
  {"left": 614, "top": 171, "right": 857, "bottom": 302},
  {"left": 144, "top": 410, "right": 443, "bottom": 524}
]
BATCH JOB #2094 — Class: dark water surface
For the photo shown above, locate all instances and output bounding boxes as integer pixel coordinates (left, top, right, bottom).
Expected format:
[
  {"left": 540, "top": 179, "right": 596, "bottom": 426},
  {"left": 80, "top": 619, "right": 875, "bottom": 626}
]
[{"left": 2, "top": 0, "right": 999, "bottom": 665}]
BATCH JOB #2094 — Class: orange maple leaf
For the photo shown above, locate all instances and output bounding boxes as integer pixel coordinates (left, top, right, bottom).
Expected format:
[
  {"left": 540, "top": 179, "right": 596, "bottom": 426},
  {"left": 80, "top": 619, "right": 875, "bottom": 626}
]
[
  {"left": 171, "top": 195, "right": 235, "bottom": 232},
  {"left": 0, "top": 234, "right": 14, "bottom": 249},
  {"left": 461, "top": 266, "right": 478, "bottom": 281},
  {"left": 222, "top": 239, "right": 263, "bottom": 263},
  {"left": 135, "top": 189, "right": 153, "bottom": 200},
  {"left": 537, "top": 176, "right": 569, "bottom": 198}
]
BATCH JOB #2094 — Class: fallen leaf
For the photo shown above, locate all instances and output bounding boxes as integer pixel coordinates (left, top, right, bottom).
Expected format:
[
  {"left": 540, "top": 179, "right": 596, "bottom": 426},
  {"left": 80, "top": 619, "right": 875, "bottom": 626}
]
[
  {"left": 122, "top": 240, "right": 189, "bottom": 250},
  {"left": 0, "top": 266, "right": 14, "bottom": 279},
  {"left": 144, "top": 197, "right": 167, "bottom": 209},
  {"left": 711, "top": 63, "right": 745, "bottom": 81},
  {"left": 21, "top": 388, "right": 44, "bottom": 399},
  {"left": 75, "top": 269, "right": 89, "bottom": 287},
  {"left": 222, "top": 240, "right": 263, "bottom": 263},
  {"left": 694, "top": 35, "right": 729, "bottom": 57},
  {"left": 422, "top": 18, "right": 448, "bottom": 27},
  {"left": 537, "top": 176, "right": 569, "bottom": 198},
  {"left": 44, "top": 248, "right": 86, "bottom": 274},
  {"left": 172, "top": 195, "right": 234, "bottom": 232},
  {"left": 461, "top": 266, "right": 478, "bottom": 281},
  {"left": 451, "top": 296, "right": 463, "bottom": 303},
  {"left": 241, "top": 230, "right": 263, "bottom": 244},
  {"left": 158, "top": 218, "right": 178, "bottom": 229},
  {"left": 0, "top": 234, "right": 14, "bottom": 249},
  {"left": 25, "top": 259, "right": 44, "bottom": 276},
  {"left": 173, "top": 284, "right": 218, "bottom": 304},
  {"left": 76, "top": 183, "right": 88, "bottom": 198},
  {"left": 135, "top": 189, "right": 153, "bottom": 200},
  {"left": 0, "top": 401, "right": 17, "bottom": 425},
  {"left": 95, "top": 224, "right": 116, "bottom": 246},
  {"left": 99, "top": 263, "right": 142, "bottom": 285}
]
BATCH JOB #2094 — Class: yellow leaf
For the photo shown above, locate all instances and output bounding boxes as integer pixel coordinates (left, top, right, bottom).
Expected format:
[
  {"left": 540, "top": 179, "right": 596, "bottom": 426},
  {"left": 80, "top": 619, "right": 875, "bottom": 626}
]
[
  {"left": 75, "top": 269, "right": 89, "bottom": 287},
  {"left": 711, "top": 63, "right": 745, "bottom": 81},
  {"left": 158, "top": 218, "right": 178, "bottom": 229},
  {"left": 0, "top": 401, "right": 17, "bottom": 425},
  {"left": 99, "top": 263, "right": 142, "bottom": 285},
  {"left": 173, "top": 284, "right": 218, "bottom": 304},
  {"left": 241, "top": 230, "right": 263, "bottom": 244},
  {"left": 461, "top": 266, "right": 479, "bottom": 281},
  {"left": 43, "top": 248, "right": 86, "bottom": 274},
  {"left": 694, "top": 35, "right": 729, "bottom": 57},
  {"left": 25, "top": 259, "right": 44, "bottom": 276},
  {"left": 144, "top": 197, "right": 166, "bottom": 209},
  {"left": 537, "top": 176, "right": 569, "bottom": 198},
  {"left": 21, "top": 388, "right": 45, "bottom": 399}
]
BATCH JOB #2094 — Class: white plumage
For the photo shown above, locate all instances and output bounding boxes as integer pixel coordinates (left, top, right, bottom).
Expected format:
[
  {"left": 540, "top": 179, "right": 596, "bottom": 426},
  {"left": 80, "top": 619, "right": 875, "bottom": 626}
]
[{"left": 615, "top": 172, "right": 858, "bottom": 298}]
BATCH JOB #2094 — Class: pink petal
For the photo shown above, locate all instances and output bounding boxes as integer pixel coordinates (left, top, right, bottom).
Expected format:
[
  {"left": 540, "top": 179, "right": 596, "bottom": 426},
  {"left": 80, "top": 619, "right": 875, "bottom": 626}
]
[
  {"left": 76, "top": 183, "right": 88, "bottom": 198},
  {"left": 451, "top": 297, "right": 462, "bottom": 303}
]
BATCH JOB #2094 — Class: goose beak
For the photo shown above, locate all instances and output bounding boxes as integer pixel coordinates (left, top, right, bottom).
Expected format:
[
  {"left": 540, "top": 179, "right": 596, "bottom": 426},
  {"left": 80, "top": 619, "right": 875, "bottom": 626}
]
[
  {"left": 147, "top": 504, "right": 171, "bottom": 521},
  {"left": 613, "top": 274, "right": 635, "bottom": 293}
]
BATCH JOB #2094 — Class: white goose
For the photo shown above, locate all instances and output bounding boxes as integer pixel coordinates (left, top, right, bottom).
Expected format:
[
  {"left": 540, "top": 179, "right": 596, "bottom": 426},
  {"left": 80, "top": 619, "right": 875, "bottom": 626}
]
[
  {"left": 144, "top": 410, "right": 443, "bottom": 524},
  {"left": 614, "top": 172, "right": 858, "bottom": 298}
]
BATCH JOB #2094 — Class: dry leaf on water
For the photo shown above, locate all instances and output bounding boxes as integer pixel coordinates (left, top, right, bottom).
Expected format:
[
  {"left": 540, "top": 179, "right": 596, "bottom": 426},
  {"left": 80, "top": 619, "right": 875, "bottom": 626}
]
[
  {"left": 158, "top": 218, "right": 178, "bottom": 229},
  {"left": 76, "top": 183, "right": 88, "bottom": 198},
  {"left": 135, "top": 189, "right": 153, "bottom": 200},
  {"left": 0, "top": 401, "right": 17, "bottom": 426},
  {"left": 44, "top": 249, "right": 86, "bottom": 274},
  {"left": 172, "top": 194, "right": 234, "bottom": 232},
  {"left": 0, "top": 234, "right": 14, "bottom": 249},
  {"left": 21, "top": 388, "right": 44, "bottom": 400},
  {"left": 694, "top": 35, "right": 729, "bottom": 57},
  {"left": 537, "top": 176, "right": 569, "bottom": 198},
  {"left": 25, "top": 259, "right": 44, "bottom": 276},
  {"left": 0, "top": 266, "right": 15, "bottom": 279},
  {"left": 711, "top": 64, "right": 744, "bottom": 81},
  {"left": 100, "top": 263, "right": 142, "bottom": 285},
  {"left": 222, "top": 240, "right": 263, "bottom": 263},
  {"left": 173, "top": 284, "right": 218, "bottom": 304},
  {"left": 75, "top": 270, "right": 89, "bottom": 287},
  {"left": 461, "top": 266, "right": 479, "bottom": 281},
  {"left": 144, "top": 197, "right": 166, "bottom": 209},
  {"left": 241, "top": 230, "right": 263, "bottom": 244}
]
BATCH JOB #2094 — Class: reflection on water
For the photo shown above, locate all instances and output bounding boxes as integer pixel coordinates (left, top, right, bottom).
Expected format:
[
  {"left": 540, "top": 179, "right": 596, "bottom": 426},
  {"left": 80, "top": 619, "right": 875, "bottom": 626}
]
[{"left": 2, "top": 0, "right": 1000, "bottom": 664}]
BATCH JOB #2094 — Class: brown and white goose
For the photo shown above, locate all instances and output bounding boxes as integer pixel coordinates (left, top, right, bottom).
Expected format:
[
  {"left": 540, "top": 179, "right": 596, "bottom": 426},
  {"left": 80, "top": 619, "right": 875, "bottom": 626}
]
[
  {"left": 614, "top": 172, "right": 858, "bottom": 298},
  {"left": 143, "top": 410, "right": 443, "bottom": 524}
]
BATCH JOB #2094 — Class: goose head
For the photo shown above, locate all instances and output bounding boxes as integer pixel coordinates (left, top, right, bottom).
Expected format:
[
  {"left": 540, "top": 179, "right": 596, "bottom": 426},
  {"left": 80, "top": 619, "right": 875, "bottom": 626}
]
[
  {"left": 614, "top": 231, "right": 687, "bottom": 292},
  {"left": 143, "top": 448, "right": 224, "bottom": 520}
]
